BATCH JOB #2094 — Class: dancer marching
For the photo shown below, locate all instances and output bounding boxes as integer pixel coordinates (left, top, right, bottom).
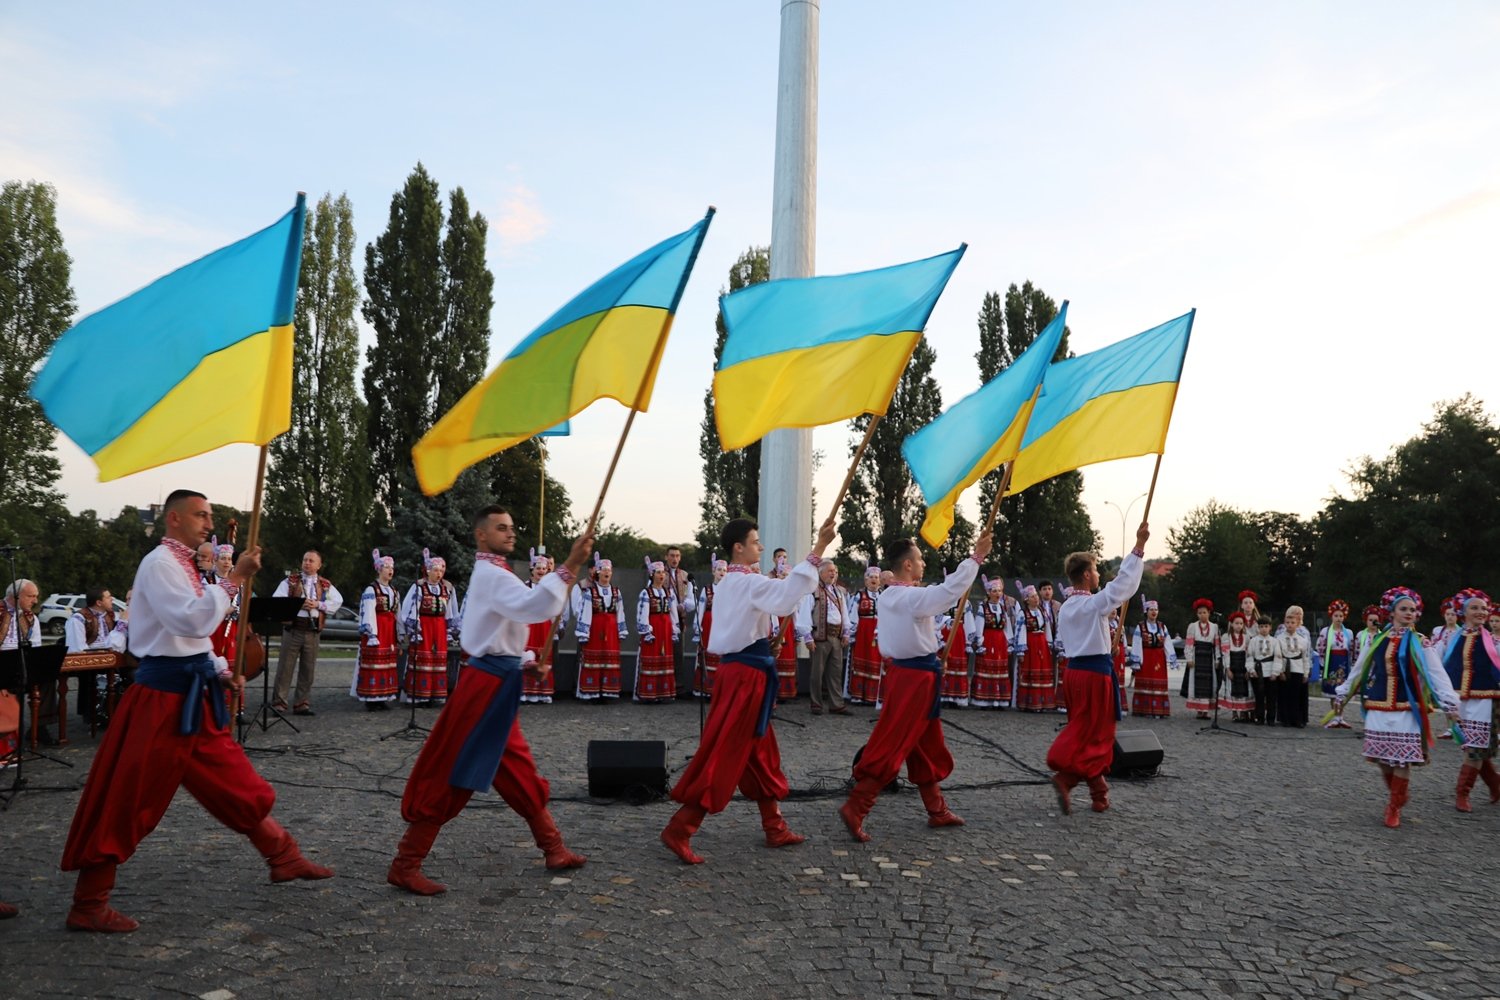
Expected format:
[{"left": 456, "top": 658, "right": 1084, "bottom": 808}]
[
  {"left": 838, "top": 528, "right": 994, "bottom": 842},
  {"left": 387, "top": 507, "right": 592, "bottom": 895},
  {"left": 1332, "top": 586, "right": 1460, "bottom": 829},
  {"left": 1046, "top": 521, "right": 1150, "bottom": 814},
  {"left": 659, "top": 516, "right": 837, "bottom": 864},
  {"left": 351, "top": 550, "right": 401, "bottom": 709},
  {"left": 1316, "top": 601, "right": 1355, "bottom": 729}
]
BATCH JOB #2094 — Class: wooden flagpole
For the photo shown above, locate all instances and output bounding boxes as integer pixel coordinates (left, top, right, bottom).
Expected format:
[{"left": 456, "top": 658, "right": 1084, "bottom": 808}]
[
  {"left": 230, "top": 443, "right": 269, "bottom": 716},
  {"left": 939, "top": 462, "right": 1012, "bottom": 665}
]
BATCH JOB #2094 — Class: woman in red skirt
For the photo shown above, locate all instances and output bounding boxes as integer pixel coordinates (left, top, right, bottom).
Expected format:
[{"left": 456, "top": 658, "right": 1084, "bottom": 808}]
[
  {"left": 938, "top": 576, "right": 972, "bottom": 707},
  {"left": 971, "top": 577, "right": 1015, "bottom": 708},
  {"left": 1109, "top": 609, "right": 1129, "bottom": 715},
  {"left": 522, "top": 551, "right": 560, "bottom": 704},
  {"left": 1014, "top": 582, "right": 1056, "bottom": 712},
  {"left": 401, "top": 550, "right": 458, "bottom": 704},
  {"left": 352, "top": 549, "right": 400, "bottom": 709},
  {"left": 575, "top": 555, "right": 626, "bottom": 700},
  {"left": 846, "top": 566, "right": 883, "bottom": 705},
  {"left": 693, "top": 556, "right": 727, "bottom": 697},
  {"left": 635, "top": 557, "right": 679, "bottom": 703},
  {"left": 1129, "top": 599, "right": 1174, "bottom": 717}
]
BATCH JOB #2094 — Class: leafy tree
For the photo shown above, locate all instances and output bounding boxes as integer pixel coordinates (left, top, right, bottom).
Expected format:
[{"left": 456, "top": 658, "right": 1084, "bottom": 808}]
[
  {"left": 696, "top": 246, "right": 769, "bottom": 550},
  {"left": 263, "top": 193, "right": 373, "bottom": 589},
  {"left": 1247, "top": 511, "right": 1315, "bottom": 616},
  {"left": 0, "top": 181, "right": 74, "bottom": 546},
  {"left": 1163, "top": 500, "right": 1267, "bottom": 629},
  {"left": 487, "top": 439, "right": 576, "bottom": 558}
]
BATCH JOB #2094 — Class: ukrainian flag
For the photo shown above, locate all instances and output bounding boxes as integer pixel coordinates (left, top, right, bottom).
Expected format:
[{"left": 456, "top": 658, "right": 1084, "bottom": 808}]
[
  {"left": 903, "top": 305, "right": 1067, "bottom": 548},
  {"left": 713, "top": 246, "right": 966, "bottom": 452},
  {"left": 413, "top": 211, "right": 713, "bottom": 496},
  {"left": 32, "top": 196, "right": 306, "bottom": 482},
  {"left": 1008, "top": 309, "right": 1195, "bottom": 495}
]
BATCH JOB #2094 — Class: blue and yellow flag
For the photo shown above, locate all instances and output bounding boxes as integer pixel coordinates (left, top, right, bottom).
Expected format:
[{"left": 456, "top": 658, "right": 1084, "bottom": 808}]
[
  {"left": 413, "top": 211, "right": 713, "bottom": 496},
  {"left": 713, "top": 247, "right": 966, "bottom": 452},
  {"left": 1008, "top": 309, "right": 1195, "bottom": 494},
  {"left": 903, "top": 305, "right": 1067, "bottom": 547},
  {"left": 32, "top": 196, "right": 306, "bottom": 482}
]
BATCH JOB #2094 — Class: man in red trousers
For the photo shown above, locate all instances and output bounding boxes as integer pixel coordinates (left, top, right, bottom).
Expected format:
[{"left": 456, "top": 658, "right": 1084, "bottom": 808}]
[
  {"left": 60, "top": 490, "right": 333, "bottom": 933},
  {"left": 1046, "top": 521, "right": 1150, "bottom": 814},
  {"left": 387, "top": 505, "right": 593, "bottom": 895},
  {"left": 839, "top": 528, "right": 993, "bottom": 842},
  {"left": 660, "top": 514, "right": 838, "bottom": 864}
]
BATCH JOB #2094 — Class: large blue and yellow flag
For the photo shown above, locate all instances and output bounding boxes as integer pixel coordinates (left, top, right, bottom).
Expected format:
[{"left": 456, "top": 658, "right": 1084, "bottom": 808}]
[
  {"left": 1008, "top": 309, "right": 1195, "bottom": 494},
  {"left": 32, "top": 196, "right": 306, "bottom": 482},
  {"left": 903, "top": 305, "right": 1067, "bottom": 547},
  {"left": 413, "top": 210, "right": 713, "bottom": 495},
  {"left": 713, "top": 247, "right": 966, "bottom": 452}
]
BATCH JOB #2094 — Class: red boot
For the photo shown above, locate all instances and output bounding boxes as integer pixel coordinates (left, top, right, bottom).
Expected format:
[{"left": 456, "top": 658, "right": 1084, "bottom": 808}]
[
  {"left": 250, "top": 818, "right": 335, "bottom": 882},
  {"left": 387, "top": 821, "right": 447, "bottom": 896},
  {"left": 526, "top": 810, "right": 587, "bottom": 870},
  {"left": 1456, "top": 765, "right": 1478, "bottom": 813},
  {"left": 1479, "top": 760, "right": 1500, "bottom": 804},
  {"left": 838, "top": 778, "right": 883, "bottom": 843},
  {"left": 660, "top": 804, "right": 707, "bottom": 864},
  {"left": 0, "top": 900, "right": 15, "bottom": 919},
  {"left": 1086, "top": 775, "right": 1111, "bottom": 813},
  {"left": 66, "top": 864, "right": 138, "bottom": 933},
  {"left": 1050, "top": 772, "right": 1079, "bottom": 815},
  {"left": 1385, "top": 775, "right": 1410, "bottom": 829},
  {"left": 758, "top": 800, "right": 806, "bottom": 847},
  {"left": 918, "top": 783, "right": 965, "bottom": 828}
]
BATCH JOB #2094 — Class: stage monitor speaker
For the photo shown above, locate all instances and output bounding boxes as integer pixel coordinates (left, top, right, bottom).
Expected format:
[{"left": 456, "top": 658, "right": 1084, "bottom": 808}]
[
  {"left": 587, "top": 740, "right": 668, "bottom": 799},
  {"left": 1112, "top": 729, "right": 1165, "bottom": 776}
]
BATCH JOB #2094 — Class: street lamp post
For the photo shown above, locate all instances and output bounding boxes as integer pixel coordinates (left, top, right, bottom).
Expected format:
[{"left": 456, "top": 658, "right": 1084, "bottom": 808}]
[{"left": 1104, "top": 492, "right": 1148, "bottom": 558}]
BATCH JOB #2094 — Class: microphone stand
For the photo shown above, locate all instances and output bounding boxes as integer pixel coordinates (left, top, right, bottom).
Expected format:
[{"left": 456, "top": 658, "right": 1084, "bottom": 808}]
[{"left": 382, "top": 623, "right": 431, "bottom": 742}]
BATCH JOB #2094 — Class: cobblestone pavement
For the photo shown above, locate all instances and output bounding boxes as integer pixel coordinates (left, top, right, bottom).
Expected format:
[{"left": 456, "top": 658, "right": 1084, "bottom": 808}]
[{"left": 5, "top": 659, "right": 1500, "bottom": 999}]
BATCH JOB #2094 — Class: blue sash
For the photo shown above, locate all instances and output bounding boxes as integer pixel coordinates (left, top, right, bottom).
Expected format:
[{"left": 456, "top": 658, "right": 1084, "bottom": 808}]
[
  {"left": 450, "top": 654, "right": 524, "bottom": 792},
  {"left": 891, "top": 654, "right": 944, "bottom": 719},
  {"left": 134, "top": 653, "right": 228, "bottom": 735},
  {"left": 1067, "top": 652, "right": 1121, "bottom": 721},
  {"left": 724, "top": 638, "right": 779, "bottom": 737}
]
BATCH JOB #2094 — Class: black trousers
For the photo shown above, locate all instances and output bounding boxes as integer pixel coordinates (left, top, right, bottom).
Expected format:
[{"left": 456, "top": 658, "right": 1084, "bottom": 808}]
[{"left": 1276, "top": 674, "right": 1308, "bottom": 727}]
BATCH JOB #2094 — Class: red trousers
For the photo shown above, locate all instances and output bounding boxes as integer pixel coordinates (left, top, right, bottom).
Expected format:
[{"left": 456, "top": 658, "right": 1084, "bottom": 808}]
[
  {"left": 401, "top": 664, "right": 550, "bottom": 826},
  {"left": 853, "top": 664, "right": 953, "bottom": 787},
  {"left": 1046, "top": 667, "right": 1118, "bottom": 780},
  {"left": 671, "top": 661, "right": 789, "bottom": 812},
  {"left": 61, "top": 685, "right": 276, "bottom": 870}
]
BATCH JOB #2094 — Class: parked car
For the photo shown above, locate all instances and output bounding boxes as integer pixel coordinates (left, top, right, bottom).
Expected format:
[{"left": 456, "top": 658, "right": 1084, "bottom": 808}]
[
  {"left": 319, "top": 604, "right": 362, "bottom": 642},
  {"left": 38, "top": 593, "right": 127, "bottom": 637}
]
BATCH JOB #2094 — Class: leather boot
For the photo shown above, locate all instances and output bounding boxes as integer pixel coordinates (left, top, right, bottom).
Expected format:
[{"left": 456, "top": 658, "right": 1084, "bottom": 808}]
[
  {"left": 1385, "top": 775, "right": 1410, "bottom": 829},
  {"left": 1086, "top": 775, "right": 1111, "bottom": 813},
  {"left": 1456, "top": 765, "right": 1479, "bottom": 813},
  {"left": 918, "top": 783, "right": 965, "bottom": 828},
  {"left": 526, "top": 810, "right": 587, "bottom": 870},
  {"left": 1050, "top": 772, "right": 1079, "bottom": 815},
  {"left": 387, "top": 821, "right": 447, "bottom": 895},
  {"left": 1479, "top": 759, "right": 1500, "bottom": 804},
  {"left": 838, "top": 778, "right": 883, "bottom": 843},
  {"left": 249, "top": 818, "right": 334, "bottom": 882},
  {"left": 660, "top": 804, "right": 707, "bottom": 864},
  {"left": 757, "top": 799, "right": 806, "bottom": 847},
  {"left": 0, "top": 900, "right": 16, "bottom": 919},
  {"left": 66, "top": 864, "right": 138, "bottom": 933}
]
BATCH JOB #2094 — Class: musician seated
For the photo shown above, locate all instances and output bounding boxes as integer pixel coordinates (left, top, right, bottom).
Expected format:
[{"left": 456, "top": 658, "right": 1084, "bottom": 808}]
[
  {"left": 66, "top": 587, "right": 128, "bottom": 724},
  {"left": 2, "top": 579, "right": 46, "bottom": 745}
]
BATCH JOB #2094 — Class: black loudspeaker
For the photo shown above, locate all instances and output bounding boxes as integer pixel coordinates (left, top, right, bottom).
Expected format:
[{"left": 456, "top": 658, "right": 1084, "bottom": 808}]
[
  {"left": 586, "top": 740, "right": 668, "bottom": 799},
  {"left": 1111, "top": 729, "right": 1165, "bottom": 776}
]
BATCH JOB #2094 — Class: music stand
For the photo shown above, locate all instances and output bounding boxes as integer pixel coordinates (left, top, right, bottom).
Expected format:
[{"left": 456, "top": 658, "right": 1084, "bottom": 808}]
[
  {"left": 1, "top": 644, "right": 75, "bottom": 809},
  {"left": 240, "top": 597, "right": 304, "bottom": 743}
]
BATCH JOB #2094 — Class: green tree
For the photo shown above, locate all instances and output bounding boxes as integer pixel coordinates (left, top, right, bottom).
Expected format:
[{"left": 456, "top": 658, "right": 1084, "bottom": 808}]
[
  {"left": 1248, "top": 511, "right": 1315, "bottom": 615},
  {"left": 0, "top": 181, "right": 74, "bottom": 546},
  {"left": 263, "top": 193, "right": 373, "bottom": 589},
  {"left": 1312, "top": 396, "right": 1500, "bottom": 627},
  {"left": 1163, "top": 500, "right": 1267, "bottom": 629},
  {"left": 696, "top": 246, "right": 769, "bottom": 550}
]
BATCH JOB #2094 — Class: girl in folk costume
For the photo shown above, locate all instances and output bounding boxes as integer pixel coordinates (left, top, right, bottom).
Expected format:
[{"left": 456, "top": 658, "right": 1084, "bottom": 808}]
[
  {"left": 1014, "top": 582, "right": 1057, "bottom": 712},
  {"left": 1355, "top": 604, "right": 1387, "bottom": 660},
  {"left": 767, "top": 551, "right": 800, "bottom": 701},
  {"left": 1274, "top": 605, "right": 1312, "bottom": 727},
  {"left": 1333, "top": 586, "right": 1461, "bottom": 828},
  {"left": 636, "top": 557, "right": 680, "bottom": 703},
  {"left": 693, "top": 555, "right": 727, "bottom": 698},
  {"left": 845, "top": 566, "right": 884, "bottom": 705},
  {"left": 522, "top": 552, "right": 562, "bottom": 705},
  {"left": 1184, "top": 599, "right": 1221, "bottom": 718},
  {"left": 1130, "top": 599, "right": 1175, "bottom": 717},
  {"left": 1236, "top": 590, "right": 1261, "bottom": 631},
  {"left": 1431, "top": 598, "right": 1461, "bottom": 648},
  {"left": 352, "top": 550, "right": 401, "bottom": 709},
  {"left": 575, "top": 554, "right": 627, "bottom": 700},
  {"left": 1108, "top": 609, "right": 1128, "bottom": 715},
  {"left": 1440, "top": 589, "right": 1500, "bottom": 811},
  {"left": 971, "top": 577, "right": 1014, "bottom": 709},
  {"left": 1218, "top": 611, "right": 1255, "bottom": 720},
  {"left": 936, "top": 569, "right": 972, "bottom": 708},
  {"left": 401, "top": 549, "right": 459, "bottom": 704},
  {"left": 1315, "top": 600, "right": 1355, "bottom": 729}
]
